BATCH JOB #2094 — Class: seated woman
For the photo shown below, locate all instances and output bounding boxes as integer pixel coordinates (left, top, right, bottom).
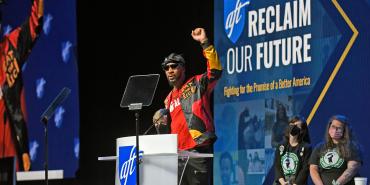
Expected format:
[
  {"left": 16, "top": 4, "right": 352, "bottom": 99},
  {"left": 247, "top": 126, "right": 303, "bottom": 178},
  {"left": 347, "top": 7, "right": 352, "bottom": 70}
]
[
  {"left": 274, "top": 116, "right": 312, "bottom": 185},
  {"left": 309, "top": 115, "right": 362, "bottom": 185}
]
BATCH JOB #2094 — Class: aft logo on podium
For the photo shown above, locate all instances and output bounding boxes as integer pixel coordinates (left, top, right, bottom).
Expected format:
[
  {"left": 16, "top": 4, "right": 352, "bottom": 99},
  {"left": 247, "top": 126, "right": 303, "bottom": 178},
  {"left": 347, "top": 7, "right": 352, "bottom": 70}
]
[{"left": 119, "top": 145, "right": 143, "bottom": 185}]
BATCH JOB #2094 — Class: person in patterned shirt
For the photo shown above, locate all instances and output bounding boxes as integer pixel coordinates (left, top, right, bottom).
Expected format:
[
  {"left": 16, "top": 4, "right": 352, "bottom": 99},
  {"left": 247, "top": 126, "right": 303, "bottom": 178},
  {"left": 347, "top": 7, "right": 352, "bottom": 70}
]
[
  {"left": 153, "top": 27, "right": 222, "bottom": 185},
  {"left": 0, "top": 0, "right": 43, "bottom": 171}
]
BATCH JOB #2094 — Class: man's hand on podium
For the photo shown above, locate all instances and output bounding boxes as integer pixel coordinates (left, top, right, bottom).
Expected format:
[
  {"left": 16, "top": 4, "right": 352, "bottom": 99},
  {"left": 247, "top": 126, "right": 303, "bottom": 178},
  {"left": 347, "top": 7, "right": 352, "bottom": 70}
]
[{"left": 153, "top": 109, "right": 169, "bottom": 127}]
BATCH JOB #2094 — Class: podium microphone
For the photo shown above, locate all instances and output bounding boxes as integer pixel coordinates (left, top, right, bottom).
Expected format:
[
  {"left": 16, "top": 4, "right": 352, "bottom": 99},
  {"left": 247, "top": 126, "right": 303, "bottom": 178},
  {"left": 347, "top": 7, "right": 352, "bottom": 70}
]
[{"left": 143, "top": 124, "right": 157, "bottom": 135}]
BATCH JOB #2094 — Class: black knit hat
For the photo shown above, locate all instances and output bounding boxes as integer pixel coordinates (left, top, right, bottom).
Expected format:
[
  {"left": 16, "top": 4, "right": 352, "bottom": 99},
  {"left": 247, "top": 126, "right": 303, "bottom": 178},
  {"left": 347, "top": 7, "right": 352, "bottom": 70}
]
[{"left": 161, "top": 53, "right": 185, "bottom": 68}]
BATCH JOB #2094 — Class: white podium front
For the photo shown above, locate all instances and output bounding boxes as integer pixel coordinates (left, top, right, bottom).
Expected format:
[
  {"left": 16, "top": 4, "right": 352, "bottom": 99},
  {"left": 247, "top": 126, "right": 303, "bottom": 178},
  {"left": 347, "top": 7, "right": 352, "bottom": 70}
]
[{"left": 115, "top": 134, "right": 178, "bottom": 185}]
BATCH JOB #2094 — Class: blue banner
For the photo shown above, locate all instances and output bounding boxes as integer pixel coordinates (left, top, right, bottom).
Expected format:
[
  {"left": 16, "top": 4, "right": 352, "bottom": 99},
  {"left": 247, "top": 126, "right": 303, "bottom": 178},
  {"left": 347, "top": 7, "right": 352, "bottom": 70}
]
[{"left": 214, "top": 0, "right": 370, "bottom": 184}]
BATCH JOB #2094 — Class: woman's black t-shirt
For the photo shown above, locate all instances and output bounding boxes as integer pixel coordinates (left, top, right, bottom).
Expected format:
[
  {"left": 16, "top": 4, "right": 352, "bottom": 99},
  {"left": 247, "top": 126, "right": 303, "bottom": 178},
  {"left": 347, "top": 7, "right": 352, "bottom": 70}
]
[
  {"left": 309, "top": 142, "right": 362, "bottom": 185},
  {"left": 274, "top": 142, "right": 312, "bottom": 184}
]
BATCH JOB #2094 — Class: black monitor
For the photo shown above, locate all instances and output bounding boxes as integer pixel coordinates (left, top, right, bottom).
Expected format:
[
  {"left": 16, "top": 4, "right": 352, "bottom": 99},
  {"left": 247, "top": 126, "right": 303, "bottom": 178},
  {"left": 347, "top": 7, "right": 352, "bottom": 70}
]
[{"left": 120, "top": 74, "right": 160, "bottom": 108}]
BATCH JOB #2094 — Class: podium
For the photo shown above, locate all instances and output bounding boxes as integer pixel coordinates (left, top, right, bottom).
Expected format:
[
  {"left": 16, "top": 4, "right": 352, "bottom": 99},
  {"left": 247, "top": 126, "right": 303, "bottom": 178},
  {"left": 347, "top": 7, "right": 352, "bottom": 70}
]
[
  {"left": 98, "top": 134, "right": 214, "bottom": 185},
  {"left": 115, "top": 134, "right": 178, "bottom": 185}
]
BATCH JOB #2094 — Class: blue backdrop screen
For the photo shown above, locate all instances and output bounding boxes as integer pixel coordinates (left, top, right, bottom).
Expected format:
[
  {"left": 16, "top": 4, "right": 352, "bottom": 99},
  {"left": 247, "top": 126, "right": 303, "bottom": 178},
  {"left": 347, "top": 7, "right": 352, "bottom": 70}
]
[
  {"left": 214, "top": 0, "right": 370, "bottom": 184},
  {"left": 1, "top": 0, "right": 79, "bottom": 178}
]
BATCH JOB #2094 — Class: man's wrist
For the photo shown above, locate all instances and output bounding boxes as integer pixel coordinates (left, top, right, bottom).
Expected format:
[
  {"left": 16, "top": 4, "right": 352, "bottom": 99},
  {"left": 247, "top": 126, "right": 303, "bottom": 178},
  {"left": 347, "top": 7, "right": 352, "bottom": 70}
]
[{"left": 200, "top": 39, "right": 210, "bottom": 49}]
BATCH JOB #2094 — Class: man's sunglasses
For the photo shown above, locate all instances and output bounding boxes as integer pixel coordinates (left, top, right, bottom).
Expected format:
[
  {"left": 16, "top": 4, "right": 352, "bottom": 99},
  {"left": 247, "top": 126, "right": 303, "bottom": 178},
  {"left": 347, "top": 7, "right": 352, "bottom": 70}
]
[{"left": 162, "top": 63, "right": 181, "bottom": 71}]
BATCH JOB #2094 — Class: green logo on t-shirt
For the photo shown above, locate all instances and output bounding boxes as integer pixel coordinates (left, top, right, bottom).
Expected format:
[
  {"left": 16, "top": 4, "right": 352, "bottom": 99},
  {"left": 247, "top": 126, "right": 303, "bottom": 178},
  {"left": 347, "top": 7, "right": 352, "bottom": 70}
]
[
  {"left": 319, "top": 150, "right": 344, "bottom": 169},
  {"left": 281, "top": 152, "right": 299, "bottom": 175}
]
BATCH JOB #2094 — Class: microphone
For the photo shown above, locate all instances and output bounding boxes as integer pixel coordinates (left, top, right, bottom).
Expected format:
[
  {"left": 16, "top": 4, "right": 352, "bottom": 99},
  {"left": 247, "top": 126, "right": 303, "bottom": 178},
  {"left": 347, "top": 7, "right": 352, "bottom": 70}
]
[
  {"left": 143, "top": 124, "right": 157, "bottom": 135},
  {"left": 143, "top": 108, "right": 169, "bottom": 135},
  {"left": 40, "top": 87, "right": 71, "bottom": 124}
]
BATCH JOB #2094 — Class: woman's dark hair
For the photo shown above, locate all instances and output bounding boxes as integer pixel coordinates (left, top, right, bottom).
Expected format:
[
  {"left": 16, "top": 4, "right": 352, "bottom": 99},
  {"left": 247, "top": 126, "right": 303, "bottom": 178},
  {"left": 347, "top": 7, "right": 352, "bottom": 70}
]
[{"left": 284, "top": 115, "right": 310, "bottom": 144}]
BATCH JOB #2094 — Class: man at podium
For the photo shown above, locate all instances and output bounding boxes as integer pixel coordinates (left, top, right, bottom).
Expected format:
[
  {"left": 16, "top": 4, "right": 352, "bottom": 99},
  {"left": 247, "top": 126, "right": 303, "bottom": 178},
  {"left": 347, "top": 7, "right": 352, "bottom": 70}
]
[{"left": 153, "top": 27, "right": 222, "bottom": 185}]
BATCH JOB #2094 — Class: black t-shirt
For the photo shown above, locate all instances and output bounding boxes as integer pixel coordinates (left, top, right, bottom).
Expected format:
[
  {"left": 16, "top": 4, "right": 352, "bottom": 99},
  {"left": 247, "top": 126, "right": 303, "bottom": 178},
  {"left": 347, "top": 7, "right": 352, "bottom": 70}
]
[
  {"left": 274, "top": 142, "right": 312, "bottom": 184},
  {"left": 309, "top": 142, "right": 362, "bottom": 185}
]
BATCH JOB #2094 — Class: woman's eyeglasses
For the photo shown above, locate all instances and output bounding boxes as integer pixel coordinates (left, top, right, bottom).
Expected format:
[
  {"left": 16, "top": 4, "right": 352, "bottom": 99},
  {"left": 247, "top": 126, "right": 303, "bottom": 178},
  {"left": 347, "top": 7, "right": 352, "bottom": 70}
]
[
  {"left": 330, "top": 125, "right": 344, "bottom": 131},
  {"left": 163, "top": 63, "right": 180, "bottom": 71}
]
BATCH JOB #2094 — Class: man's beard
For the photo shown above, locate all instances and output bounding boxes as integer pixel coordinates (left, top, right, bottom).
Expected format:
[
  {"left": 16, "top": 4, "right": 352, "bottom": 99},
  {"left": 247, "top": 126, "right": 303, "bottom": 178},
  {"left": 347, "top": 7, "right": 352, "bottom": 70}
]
[
  {"left": 167, "top": 73, "right": 184, "bottom": 87},
  {"left": 168, "top": 80, "right": 175, "bottom": 87},
  {"left": 167, "top": 77, "right": 178, "bottom": 87}
]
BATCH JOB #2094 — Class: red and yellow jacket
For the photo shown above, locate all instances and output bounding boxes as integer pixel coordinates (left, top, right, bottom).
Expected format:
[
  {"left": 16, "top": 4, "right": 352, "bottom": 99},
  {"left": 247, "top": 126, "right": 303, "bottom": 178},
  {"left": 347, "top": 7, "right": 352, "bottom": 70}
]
[{"left": 164, "top": 44, "right": 222, "bottom": 150}]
